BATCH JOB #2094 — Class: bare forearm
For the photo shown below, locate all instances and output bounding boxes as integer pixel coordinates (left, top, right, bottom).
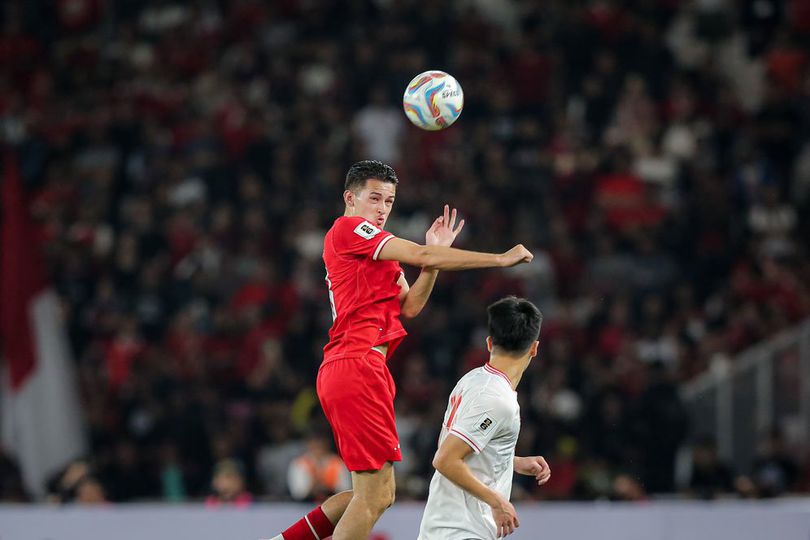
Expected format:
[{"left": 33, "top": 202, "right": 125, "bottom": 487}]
[
  {"left": 420, "top": 245, "right": 503, "bottom": 271},
  {"left": 401, "top": 268, "right": 438, "bottom": 318},
  {"left": 435, "top": 458, "right": 500, "bottom": 507}
]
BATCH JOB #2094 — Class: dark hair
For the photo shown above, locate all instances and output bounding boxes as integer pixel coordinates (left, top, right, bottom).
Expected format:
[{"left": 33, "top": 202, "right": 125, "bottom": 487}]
[
  {"left": 487, "top": 296, "right": 542, "bottom": 354},
  {"left": 345, "top": 160, "right": 399, "bottom": 192}
]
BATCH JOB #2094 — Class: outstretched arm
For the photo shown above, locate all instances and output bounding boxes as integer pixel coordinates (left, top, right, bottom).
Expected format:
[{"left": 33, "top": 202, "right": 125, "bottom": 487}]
[
  {"left": 379, "top": 225, "right": 533, "bottom": 271},
  {"left": 399, "top": 205, "right": 463, "bottom": 318}
]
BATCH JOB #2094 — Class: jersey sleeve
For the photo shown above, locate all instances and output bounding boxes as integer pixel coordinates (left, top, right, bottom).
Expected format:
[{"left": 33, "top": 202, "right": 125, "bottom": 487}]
[
  {"left": 446, "top": 388, "right": 511, "bottom": 454},
  {"left": 332, "top": 217, "right": 396, "bottom": 260}
]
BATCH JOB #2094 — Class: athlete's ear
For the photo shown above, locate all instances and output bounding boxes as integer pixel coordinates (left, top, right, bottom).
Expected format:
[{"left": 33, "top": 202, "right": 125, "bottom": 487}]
[
  {"left": 529, "top": 340, "right": 539, "bottom": 358},
  {"left": 343, "top": 189, "right": 355, "bottom": 208},
  {"left": 486, "top": 336, "right": 493, "bottom": 352}
]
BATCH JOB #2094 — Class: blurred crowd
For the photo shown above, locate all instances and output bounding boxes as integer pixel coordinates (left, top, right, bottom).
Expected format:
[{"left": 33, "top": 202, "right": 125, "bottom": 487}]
[{"left": 1, "top": 0, "right": 810, "bottom": 503}]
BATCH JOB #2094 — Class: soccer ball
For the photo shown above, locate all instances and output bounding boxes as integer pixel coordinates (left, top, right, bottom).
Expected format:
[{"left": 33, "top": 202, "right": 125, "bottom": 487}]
[{"left": 402, "top": 70, "right": 464, "bottom": 131}]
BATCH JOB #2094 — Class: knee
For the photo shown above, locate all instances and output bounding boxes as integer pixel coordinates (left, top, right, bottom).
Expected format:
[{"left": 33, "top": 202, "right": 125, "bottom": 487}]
[{"left": 364, "top": 485, "right": 395, "bottom": 515}]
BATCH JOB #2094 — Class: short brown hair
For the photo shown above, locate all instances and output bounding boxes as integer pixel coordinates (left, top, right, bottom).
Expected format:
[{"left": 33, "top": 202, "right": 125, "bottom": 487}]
[{"left": 345, "top": 160, "right": 399, "bottom": 192}]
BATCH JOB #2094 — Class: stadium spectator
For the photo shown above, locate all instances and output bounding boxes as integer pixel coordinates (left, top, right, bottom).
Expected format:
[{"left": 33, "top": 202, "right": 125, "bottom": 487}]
[
  {"left": 752, "top": 428, "right": 801, "bottom": 497},
  {"left": 286, "top": 433, "right": 350, "bottom": 502},
  {"left": 205, "top": 459, "right": 252, "bottom": 508},
  {"left": 686, "top": 437, "right": 736, "bottom": 500}
]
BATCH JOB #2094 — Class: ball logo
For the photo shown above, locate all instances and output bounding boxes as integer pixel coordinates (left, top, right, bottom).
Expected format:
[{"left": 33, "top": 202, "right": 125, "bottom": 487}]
[{"left": 441, "top": 89, "right": 460, "bottom": 99}]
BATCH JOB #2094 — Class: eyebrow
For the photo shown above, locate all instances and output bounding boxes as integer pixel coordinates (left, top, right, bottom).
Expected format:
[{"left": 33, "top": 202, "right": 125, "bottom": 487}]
[{"left": 369, "top": 191, "right": 395, "bottom": 198}]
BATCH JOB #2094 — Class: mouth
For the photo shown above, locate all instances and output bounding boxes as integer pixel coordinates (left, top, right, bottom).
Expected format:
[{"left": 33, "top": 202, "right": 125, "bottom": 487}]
[{"left": 376, "top": 217, "right": 385, "bottom": 226}]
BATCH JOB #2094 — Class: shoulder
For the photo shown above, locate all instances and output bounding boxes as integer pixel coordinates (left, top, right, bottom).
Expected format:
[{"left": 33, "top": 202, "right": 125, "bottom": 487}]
[
  {"left": 459, "top": 372, "right": 507, "bottom": 404},
  {"left": 472, "top": 379, "right": 516, "bottom": 415},
  {"left": 333, "top": 216, "right": 385, "bottom": 239}
]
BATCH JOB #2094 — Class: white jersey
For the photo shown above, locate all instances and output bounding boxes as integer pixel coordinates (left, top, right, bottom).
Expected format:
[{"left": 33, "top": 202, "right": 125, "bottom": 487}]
[{"left": 418, "top": 363, "right": 521, "bottom": 540}]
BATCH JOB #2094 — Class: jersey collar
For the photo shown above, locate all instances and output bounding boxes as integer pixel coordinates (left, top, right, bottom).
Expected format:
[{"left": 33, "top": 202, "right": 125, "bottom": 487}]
[{"left": 484, "top": 362, "right": 513, "bottom": 389}]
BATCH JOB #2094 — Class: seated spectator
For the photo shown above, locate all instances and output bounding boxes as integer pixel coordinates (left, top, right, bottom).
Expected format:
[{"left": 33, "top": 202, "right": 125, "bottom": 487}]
[
  {"left": 612, "top": 473, "right": 648, "bottom": 502},
  {"left": 686, "top": 437, "right": 735, "bottom": 499},
  {"left": 46, "top": 460, "right": 108, "bottom": 505},
  {"left": 74, "top": 476, "right": 108, "bottom": 505},
  {"left": 287, "top": 433, "right": 350, "bottom": 502},
  {"left": 752, "top": 428, "right": 800, "bottom": 497},
  {"left": 205, "top": 460, "right": 252, "bottom": 508}
]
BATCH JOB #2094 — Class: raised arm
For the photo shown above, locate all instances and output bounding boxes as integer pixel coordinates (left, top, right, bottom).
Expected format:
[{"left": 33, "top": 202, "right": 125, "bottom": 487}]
[
  {"left": 399, "top": 205, "right": 462, "bottom": 318},
  {"left": 379, "top": 238, "right": 533, "bottom": 271},
  {"left": 390, "top": 205, "right": 531, "bottom": 317}
]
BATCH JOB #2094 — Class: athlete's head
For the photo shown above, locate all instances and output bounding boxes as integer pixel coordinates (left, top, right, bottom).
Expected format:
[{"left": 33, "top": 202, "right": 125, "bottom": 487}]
[
  {"left": 487, "top": 296, "right": 542, "bottom": 358},
  {"left": 343, "top": 160, "right": 399, "bottom": 229}
]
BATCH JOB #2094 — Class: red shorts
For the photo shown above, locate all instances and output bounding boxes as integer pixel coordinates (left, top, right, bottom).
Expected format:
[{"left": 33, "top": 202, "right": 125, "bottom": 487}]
[{"left": 317, "top": 350, "right": 401, "bottom": 471}]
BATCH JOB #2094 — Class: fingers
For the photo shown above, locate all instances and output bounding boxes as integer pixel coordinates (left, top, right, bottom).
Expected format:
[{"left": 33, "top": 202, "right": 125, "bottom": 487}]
[
  {"left": 500, "top": 515, "right": 518, "bottom": 537},
  {"left": 498, "top": 520, "right": 514, "bottom": 537},
  {"left": 440, "top": 205, "right": 464, "bottom": 232},
  {"left": 535, "top": 456, "right": 551, "bottom": 484},
  {"left": 532, "top": 457, "right": 548, "bottom": 474},
  {"left": 429, "top": 216, "right": 443, "bottom": 234},
  {"left": 453, "top": 218, "right": 465, "bottom": 235},
  {"left": 536, "top": 468, "right": 551, "bottom": 484}
]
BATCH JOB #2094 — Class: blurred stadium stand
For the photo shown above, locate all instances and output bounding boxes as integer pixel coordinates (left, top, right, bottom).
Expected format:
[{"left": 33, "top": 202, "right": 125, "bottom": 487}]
[{"left": 0, "top": 0, "right": 808, "bottom": 503}]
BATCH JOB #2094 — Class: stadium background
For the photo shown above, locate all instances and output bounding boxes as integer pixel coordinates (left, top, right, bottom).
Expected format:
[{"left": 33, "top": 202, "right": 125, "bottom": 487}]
[{"left": 0, "top": 0, "right": 809, "bottom": 512}]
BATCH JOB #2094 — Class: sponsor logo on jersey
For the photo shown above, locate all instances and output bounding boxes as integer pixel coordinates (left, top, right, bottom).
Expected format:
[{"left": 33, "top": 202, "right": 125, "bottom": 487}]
[
  {"left": 353, "top": 221, "right": 381, "bottom": 240},
  {"left": 479, "top": 418, "right": 493, "bottom": 431}
]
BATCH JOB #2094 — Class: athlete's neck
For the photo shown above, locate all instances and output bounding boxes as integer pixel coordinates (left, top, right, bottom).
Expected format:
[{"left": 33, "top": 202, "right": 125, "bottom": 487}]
[{"left": 487, "top": 354, "right": 531, "bottom": 391}]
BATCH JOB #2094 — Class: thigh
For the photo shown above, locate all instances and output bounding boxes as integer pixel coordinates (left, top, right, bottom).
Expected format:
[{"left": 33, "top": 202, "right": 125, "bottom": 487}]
[{"left": 351, "top": 461, "right": 395, "bottom": 500}]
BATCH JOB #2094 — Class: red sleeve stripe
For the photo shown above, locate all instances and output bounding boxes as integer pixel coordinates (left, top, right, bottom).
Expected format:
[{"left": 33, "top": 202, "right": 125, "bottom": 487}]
[
  {"left": 449, "top": 429, "right": 481, "bottom": 453},
  {"left": 372, "top": 234, "right": 395, "bottom": 260}
]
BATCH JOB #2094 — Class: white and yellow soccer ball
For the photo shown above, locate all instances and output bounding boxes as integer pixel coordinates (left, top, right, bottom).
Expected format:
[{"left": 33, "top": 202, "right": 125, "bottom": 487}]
[{"left": 402, "top": 70, "right": 464, "bottom": 131}]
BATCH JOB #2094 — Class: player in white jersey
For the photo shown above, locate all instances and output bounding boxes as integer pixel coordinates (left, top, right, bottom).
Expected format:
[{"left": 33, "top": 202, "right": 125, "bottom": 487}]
[{"left": 419, "top": 297, "right": 551, "bottom": 539}]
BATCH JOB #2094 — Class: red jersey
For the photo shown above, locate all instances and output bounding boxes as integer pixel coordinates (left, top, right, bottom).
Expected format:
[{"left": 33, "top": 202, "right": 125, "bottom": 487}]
[{"left": 322, "top": 216, "right": 407, "bottom": 362}]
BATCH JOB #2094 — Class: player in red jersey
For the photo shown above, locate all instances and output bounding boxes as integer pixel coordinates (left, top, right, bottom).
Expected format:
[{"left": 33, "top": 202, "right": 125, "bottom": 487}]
[{"left": 267, "top": 160, "right": 532, "bottom": 540}]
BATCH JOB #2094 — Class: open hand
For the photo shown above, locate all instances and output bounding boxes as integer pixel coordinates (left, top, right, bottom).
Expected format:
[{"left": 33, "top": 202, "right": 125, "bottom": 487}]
[{"left": 425, "top": 205, "right": 465, "bottom": 247}]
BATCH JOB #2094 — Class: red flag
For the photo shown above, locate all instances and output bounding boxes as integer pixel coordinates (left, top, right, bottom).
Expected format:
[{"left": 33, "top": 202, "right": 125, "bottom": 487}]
[
  {"left": 1, "top": 148, "right": 87, "bottom": 498},
  {"left": 1, "top": 149, "right": 46, "bottom": 388}
]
